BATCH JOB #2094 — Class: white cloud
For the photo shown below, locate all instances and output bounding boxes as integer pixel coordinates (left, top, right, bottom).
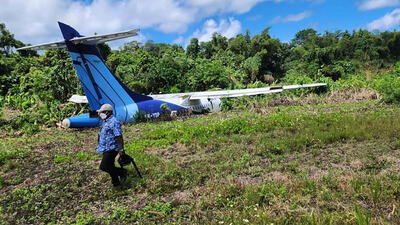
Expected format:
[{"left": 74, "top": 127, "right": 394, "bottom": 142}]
[
  {"left": 186, "top": 18, "right": 241, "bottom": 45},
  {"left": 0, "top": 0, "right": 269, "bottom": 46},
  {"left": 0, "top": 0, "right": 323, "bottom": 48},
  {"left": 271, "top": 11, "right": 312, "bottom": 23},
  {"left": 358, "top": 0, "right": 400, "bottom": 11},
  {"left": 185, "top": 0, "right": 267, "bottom": 14},
  {"left": 367, "top": 8, "right": 400, "bottom": 30}
]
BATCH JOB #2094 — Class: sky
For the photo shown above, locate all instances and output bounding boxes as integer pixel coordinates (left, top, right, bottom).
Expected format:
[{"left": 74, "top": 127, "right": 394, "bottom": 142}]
[{"left": 2, "top": 0, "right": 400, "bottom": 49}]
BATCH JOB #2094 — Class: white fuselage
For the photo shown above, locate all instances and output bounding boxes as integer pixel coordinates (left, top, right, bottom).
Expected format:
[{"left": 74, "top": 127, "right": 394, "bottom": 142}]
[{"left": 158, "top": 97, "right": 222, "bottom": 114}]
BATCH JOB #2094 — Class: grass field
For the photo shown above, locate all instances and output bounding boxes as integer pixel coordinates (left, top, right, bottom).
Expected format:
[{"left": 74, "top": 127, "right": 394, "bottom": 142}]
[{"left": 0, "top": 95, "right": 399, "bottom": 224}]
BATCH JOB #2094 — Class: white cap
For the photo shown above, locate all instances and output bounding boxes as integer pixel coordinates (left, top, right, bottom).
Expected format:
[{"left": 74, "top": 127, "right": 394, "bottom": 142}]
[{"left": 97, "top": 104, "right": 113, "bottom": 113}]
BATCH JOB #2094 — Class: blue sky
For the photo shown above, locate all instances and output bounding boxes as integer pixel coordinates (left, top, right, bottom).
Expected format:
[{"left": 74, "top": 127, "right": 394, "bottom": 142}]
[{"left": 2, "top": 0, "right": 400, "bottom": 48}]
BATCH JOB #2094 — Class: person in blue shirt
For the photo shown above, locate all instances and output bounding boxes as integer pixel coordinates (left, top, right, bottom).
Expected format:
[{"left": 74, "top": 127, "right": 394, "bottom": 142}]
[{"left": 96, "top": 104, "right": 127, "bottom": 187}]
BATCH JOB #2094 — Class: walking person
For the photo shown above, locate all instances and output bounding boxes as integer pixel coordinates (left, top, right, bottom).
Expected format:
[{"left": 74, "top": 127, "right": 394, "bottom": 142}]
[{"left": 96, "top": 104, "right": 127, "bottom": 187}]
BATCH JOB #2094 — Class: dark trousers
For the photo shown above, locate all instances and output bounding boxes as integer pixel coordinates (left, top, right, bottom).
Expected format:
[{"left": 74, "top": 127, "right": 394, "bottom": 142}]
[{"left": 100, "top": 150, "right": 125, "bottom": 186}]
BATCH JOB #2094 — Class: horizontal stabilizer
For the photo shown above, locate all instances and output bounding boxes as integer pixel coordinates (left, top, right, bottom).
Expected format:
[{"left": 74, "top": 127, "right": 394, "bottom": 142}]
[
  {"left": 17, "top": 29, "right": 139, "bottom": 51},
  {"left": 70, "top": 29, "right": 139, "bottom": 45},
  {"left": 17, "top": 40, "right": 66, "bottom": 51}
]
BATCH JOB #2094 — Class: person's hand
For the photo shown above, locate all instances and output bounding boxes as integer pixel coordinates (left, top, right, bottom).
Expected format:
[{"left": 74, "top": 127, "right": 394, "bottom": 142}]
[{"left": 119, "top": 150, "right": 125, "bottom": 156}]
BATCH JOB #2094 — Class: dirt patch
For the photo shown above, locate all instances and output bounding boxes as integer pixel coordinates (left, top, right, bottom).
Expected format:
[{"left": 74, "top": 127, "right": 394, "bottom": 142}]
[
  {"left": 148, "top": 142, "right": 189, "bottom": 160},
  {"left": 327, "top": 89, "right": 379, "bottom": 102},
  {"left": 349, "top": 159, "right": 364, "bottom": 170},
  {"left": 307, "top": 166, "right": 329, "bottom": 180},
  {"left": 267, "top": 96, "right": 303, "bottom": 107},
  {"left": 163, "top": 190, "right": 193, "bottom": 205},
  {"left": 378, "top": 153, "right": 400, "bottom": 175},
  {"left": 264, "top": 171, "right": 292, "bottom": 185},
  {"left": 236, "top": 175, "right": 264, "bottom": 186},
  {"left": 266, "top": 89, "right": 380, "bottom": 108}
]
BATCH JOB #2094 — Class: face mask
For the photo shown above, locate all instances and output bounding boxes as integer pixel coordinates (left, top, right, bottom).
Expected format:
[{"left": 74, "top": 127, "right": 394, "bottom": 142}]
[{"left": 99, "top": 113, "right": 107, "bottom": 120}]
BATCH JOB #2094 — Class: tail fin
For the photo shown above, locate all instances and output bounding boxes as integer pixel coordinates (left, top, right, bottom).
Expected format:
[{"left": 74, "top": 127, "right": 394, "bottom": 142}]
[{"left": 58, "top": 22, "right": 151, "bottom": 123}]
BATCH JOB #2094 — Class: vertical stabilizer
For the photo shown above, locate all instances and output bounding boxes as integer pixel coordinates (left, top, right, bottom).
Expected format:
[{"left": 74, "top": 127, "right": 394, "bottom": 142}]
[{"left": 58, "top": 22, "right": 150, "bottom": 123}]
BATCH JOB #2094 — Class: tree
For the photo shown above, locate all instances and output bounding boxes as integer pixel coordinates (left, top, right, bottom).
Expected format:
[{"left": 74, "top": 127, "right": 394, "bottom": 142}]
[
  {"left": 250, "top": 28, "right": 288, "bottom": 79},
  {"left": 243, "top": 53, "right": 261, "bottom": 83},
  {"left": 0, "top": 23, "right": 24, "bottom": 56},
  {"left": 387, "top": 31, "right": 400, "bottom": 60},
  {"left": 97, "top": 43, "right": 111, "bottom": 61},
  {"left": 121, "top": 40, "right": 141, "bottom": 53},
  {"left": 186, "top": 38, "right": 200, "bottom": 59},
  {"left": 228, "top": 34, "right": 250, "bottom": 58},
  {"left": 199, "top": 41, "right": 212, "bottom": 59},
  {"left": 189, "top": 58, "right": 230, "bottom": 91},
  {"left": 211, "top": 33, "right": 228, "bottom": 54},
  {"left": 292, "top": 28, "right": 318, "bottom": 48}
]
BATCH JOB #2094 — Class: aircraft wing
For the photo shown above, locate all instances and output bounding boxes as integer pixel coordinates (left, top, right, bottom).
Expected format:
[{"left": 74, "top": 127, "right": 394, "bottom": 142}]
[
  {"left": 149, "top": 83, "right": 326, "bottom": 100},
  {"left": 17, "top": 29, "right": 139, "bottom": 51},
  {"left": 68, "top": 83, "right": 326, "bottom": 103}
]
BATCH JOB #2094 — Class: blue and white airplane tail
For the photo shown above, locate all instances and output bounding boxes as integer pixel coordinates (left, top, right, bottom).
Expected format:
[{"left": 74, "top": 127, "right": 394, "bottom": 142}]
[
  {"left": 18, "top": 22, "right": 186, "bottom": 128},
  {"left": 57, "top": 22, "right": 153, "bottom": 127}
]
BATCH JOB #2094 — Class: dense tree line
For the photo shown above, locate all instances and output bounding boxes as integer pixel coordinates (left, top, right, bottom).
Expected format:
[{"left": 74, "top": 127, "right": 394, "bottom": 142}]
[{"left": 1, "top": 22, "right": 400, "bottom": 130}]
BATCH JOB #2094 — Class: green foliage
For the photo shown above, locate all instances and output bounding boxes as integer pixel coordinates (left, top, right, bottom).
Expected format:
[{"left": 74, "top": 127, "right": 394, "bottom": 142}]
[
  {"left": 374, "top": 73, "right": 400, "bottom": 103},
  {"left": 354, "top": 205, "right": 371, "bottom": 225},
  {"left": 75, "top": 151, "right": 94, "bottom": 162},
  {"left": 245, "top": 183, "right": 288, "bottom": 206},
  {"left": 75, "top": 211, "right": 95, "bottom": 225},
  {"left": 160, "top": 103, "right": 168, "bottom": 111},
  {"left": 54, "top": 154, "right": 73, "bottom": 164},
  {"left": 186, "top": 38, "right": 200, "bottom": 59},
  {"left": 188, "top": 58, "right": 230, "bottom": 91},
  {"left": 0, "top": 148, "right": 32, "bottom": 166},
  {"left": 221, "top": 98, "right": 235, "bottom": 111},
  {"left": 243, "top": 53, "right": 262, "bottom": 83},
  {"left": 335, "top": 73, "right": 369, "bottom": 90},
  {"left": 0, "top": 23, "right": 24, "bottom": 56}
]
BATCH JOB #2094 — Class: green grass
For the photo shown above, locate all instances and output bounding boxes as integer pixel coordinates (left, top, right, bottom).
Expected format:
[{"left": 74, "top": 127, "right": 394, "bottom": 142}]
[{"left": 0, "top": 99, "right": 399, "bottom": 224}]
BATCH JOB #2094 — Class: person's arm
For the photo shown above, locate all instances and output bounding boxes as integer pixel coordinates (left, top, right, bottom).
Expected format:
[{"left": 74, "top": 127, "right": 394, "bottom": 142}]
[
  {"left": 112, "top": 119, "right": 125, "bottom": 155},
  {"left": 116, "top": 135, "right": 125, "bottom": 155}
]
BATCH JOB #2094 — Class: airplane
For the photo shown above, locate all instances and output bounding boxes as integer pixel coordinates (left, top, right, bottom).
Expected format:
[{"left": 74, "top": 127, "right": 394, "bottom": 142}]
[{"left": 18, "top": 22, "right": 326, "bottom": 128}]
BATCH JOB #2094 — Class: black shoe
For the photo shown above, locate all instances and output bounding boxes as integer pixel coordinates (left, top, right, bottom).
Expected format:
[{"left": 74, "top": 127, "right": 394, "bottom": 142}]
[{"left": 120, "top": 169, "right": 128, "bottom": 184}]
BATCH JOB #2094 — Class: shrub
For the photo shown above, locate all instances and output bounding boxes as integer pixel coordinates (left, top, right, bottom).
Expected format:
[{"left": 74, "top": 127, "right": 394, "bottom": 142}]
[
  {"left": 334, "top": 74, "right": 369, "bottom": 91},
  {"left": 282, "top": 71, "right": 316, "bottom": 96},
  {"left": 373, "top": 73, "right": 400, "bottom": 103}
]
